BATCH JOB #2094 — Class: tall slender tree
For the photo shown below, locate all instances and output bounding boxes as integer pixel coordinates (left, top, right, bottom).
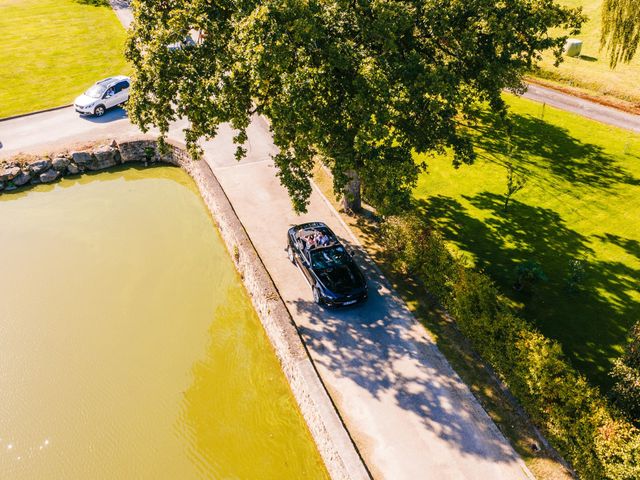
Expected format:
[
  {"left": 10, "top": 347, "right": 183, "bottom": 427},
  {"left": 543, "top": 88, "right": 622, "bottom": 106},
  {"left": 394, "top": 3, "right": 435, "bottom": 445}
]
[
  {"left": 127, "top": 0, "right": 582, "bottom": 213},
  {"left": 602, "top": 0, "right": 640, "bottom": 68}
]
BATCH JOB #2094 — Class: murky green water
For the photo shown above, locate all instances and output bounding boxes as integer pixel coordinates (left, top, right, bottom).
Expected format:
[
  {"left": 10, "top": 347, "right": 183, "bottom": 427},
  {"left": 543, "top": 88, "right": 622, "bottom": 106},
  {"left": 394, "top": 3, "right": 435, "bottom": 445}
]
[{"left": 0, "top": 166, "right": 328, "bottom": 479}]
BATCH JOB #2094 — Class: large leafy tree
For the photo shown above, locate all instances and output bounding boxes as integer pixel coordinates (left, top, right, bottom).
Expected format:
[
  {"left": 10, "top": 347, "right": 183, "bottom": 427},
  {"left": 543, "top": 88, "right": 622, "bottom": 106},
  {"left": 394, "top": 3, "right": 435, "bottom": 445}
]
[
  {"left": 126, "top": 0, "right": 582, "bottom": 213},
  {"left": 602, "top": 0, "right": 640, "bottom": 68}
]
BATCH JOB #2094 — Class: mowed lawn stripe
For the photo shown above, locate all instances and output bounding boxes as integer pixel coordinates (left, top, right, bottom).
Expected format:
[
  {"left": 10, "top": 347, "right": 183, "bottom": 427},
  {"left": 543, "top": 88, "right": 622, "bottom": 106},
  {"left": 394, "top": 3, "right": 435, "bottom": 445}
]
[
  {"left": 414, "top": 94, "right": 640, "bottom": 388},
  {"left": 0, "top": 0, "right": 130, "bottom": 118}
]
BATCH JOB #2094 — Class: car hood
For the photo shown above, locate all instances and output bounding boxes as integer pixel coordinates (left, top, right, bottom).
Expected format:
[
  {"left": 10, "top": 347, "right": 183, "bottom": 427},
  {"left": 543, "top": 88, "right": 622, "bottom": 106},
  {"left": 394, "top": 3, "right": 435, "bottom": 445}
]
[
  {"left": 74, "top": 94, "right": 97, "bottom": 107},
  {"left": 316, "top": 264, "right": 365, "bottom": 295}
]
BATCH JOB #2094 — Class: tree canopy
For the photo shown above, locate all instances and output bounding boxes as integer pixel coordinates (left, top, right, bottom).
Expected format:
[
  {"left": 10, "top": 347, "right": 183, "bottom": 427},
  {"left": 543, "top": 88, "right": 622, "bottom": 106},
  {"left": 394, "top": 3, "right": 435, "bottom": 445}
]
[
  {"left": 126, "top": 0, "right": 582, "bottom": 213},
  {"left": 602, "top": 0, "right": 640, "bottom": 68}
]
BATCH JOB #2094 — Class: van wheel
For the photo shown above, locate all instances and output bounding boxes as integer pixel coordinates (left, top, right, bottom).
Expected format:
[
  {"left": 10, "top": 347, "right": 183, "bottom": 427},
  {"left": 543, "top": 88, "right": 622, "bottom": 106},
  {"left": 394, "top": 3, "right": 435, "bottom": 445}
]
[
  {"left": 94, "top": 105, "right": 106, "bottom": 117},
  {"left": 287, "top": 245, "right": 295, "bottom": 263}
]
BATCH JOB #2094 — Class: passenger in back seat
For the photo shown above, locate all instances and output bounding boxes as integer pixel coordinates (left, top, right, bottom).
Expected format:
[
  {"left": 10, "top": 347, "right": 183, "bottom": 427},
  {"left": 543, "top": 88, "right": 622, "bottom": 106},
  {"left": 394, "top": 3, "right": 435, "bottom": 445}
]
[{"left": 307, "top": 232, "right": 318, "bottom": 249}]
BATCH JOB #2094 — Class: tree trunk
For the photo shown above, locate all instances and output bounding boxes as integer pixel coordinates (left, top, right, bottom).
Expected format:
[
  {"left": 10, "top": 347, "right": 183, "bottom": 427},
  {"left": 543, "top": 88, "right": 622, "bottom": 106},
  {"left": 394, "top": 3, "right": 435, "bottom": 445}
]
[{"left": 342, "top": 169, "right": 362, "bottom": 213}]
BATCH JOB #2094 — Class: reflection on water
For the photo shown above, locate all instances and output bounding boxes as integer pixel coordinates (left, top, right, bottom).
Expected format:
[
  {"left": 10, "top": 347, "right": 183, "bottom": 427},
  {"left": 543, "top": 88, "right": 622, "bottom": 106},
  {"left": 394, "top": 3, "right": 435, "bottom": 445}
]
[{"left": 0, "top": 167, "right": 328, "bottom": 479}]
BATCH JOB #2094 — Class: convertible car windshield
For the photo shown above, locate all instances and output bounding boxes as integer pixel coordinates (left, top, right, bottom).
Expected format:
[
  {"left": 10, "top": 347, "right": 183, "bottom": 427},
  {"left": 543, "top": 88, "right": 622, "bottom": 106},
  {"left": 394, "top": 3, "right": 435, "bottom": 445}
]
[{"left": 310, "top": 246, "right": 349, "bottom": 270}]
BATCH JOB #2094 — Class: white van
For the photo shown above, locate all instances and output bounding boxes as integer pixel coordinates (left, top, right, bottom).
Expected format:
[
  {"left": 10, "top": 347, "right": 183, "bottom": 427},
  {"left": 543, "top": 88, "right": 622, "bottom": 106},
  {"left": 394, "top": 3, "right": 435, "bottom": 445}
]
[{"left": 74, "top": 76, "right": 131, "bottom": 117}]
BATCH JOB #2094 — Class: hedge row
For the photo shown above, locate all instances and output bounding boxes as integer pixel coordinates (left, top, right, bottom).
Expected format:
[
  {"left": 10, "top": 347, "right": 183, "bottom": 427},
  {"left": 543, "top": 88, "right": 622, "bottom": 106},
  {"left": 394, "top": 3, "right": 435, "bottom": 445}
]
[{"left": 379, "top": 214, "right": 640, "bottom": 479}]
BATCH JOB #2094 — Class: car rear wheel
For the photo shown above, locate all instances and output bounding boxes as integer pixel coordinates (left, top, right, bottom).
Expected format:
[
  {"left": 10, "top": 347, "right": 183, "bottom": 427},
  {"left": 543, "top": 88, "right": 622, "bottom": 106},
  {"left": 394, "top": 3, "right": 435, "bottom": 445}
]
[
  {"left": 94, "top": 105, "right": 106, "bottom": 117},
  {"left": 312, "top": 286, "right": 321, "bottom": 304},
  {"left": 287, "top": 245, "right": 295, "bottom": 263}
]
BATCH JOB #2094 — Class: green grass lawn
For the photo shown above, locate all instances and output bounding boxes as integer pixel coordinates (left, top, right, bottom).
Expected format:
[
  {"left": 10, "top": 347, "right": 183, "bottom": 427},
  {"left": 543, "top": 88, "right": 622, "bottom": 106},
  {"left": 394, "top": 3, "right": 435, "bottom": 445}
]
[
  {"left": 0, "top": 0, "right": 130, "bottom": 118},
  {"left": 414, "top": 94, "right": 640, "bottom": 389},
  {"left": 536, "top": 0, "right": 640, "bottom": 104}
]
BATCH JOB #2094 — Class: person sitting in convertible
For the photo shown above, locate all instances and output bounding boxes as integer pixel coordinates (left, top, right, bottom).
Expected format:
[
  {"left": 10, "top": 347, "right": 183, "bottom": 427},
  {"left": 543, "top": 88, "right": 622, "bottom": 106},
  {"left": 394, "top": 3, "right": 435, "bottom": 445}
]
[
  {"left": 317, "top": 232, "right": 331, "bottom": 247},
  {"left": 305, "top": 232, "right": 318, "bottom": 249}
]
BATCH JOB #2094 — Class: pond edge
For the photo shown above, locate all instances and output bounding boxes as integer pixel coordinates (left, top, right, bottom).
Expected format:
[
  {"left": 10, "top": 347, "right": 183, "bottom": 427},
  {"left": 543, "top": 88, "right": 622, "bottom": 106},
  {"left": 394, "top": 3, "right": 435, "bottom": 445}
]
[{"left": 0, "top": 136, "right": 371, "bottom": 480}]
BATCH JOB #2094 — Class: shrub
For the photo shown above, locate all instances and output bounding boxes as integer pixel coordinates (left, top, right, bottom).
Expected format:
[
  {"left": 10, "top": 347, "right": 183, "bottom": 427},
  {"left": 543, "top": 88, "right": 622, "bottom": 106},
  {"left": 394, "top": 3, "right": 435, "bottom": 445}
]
[
  {"left": 143, "top": 146, "right": 155, "bottom": 162},
  {"left": 610, "top": 322, "right": 640, "bottom": 422},
  {"left": 379, "top": 213, "right": 640, "bottom": 479},
  {"left": 565, "top": 259, "right": 586, "bottom": 293},
  {"left": 379, "top": 214, "right": 454, "bottom": 301},
  {"left": 513, "top": 260, "right": 547, "bottom": 292}
]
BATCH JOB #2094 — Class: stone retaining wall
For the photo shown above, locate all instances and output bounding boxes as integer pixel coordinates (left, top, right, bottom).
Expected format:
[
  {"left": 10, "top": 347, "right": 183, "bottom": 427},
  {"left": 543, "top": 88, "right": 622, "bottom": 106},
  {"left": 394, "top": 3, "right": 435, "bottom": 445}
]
[
  {"left": 0, "top": 137, "right": 370, "bottom": 480},
  {"left": 0, "top": 138, "right": 177, "bottom": 192}
]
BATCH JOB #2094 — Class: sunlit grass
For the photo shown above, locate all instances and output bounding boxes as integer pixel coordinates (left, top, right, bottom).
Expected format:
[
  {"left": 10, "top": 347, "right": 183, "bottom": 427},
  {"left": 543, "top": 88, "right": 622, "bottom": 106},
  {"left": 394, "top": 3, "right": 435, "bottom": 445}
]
[
  {"left": 536, "top": 0, "right": 640, "bottom": 104},
  {"left": 0, "top": 0, "right": 130, "bottom": 117},
  {"left": 414, "top": 94, "right": 640, "bottom": 388}
]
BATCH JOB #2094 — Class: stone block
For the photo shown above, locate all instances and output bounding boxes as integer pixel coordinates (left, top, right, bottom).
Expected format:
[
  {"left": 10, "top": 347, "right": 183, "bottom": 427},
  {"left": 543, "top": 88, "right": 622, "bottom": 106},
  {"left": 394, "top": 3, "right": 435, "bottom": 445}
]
[
  {"left": 87, "top": 145, "right": 118, "bottom": 171},
  {"left": 52, "top": 156, "right": 70, "bottom": 172},
  {"left": 118, "top": 140, "right": 156, "bottom": 163},
  {"left": 13, "top": 171, "right": 32, "bottom": 187},
  {"left": 39, "top": 169, "right": 60, "bottom": 183},
  {"left": 71, "top": 151, "right": 92, "bottom": 167},
  {"left": 0, "top": 165, "right": 21, "bottom": 182},
  {"left": 30, "top": 159, "right": 51, "bottom": 175},
  {"left": 67, "top": 162, "right": 80, "bottom": 175}
]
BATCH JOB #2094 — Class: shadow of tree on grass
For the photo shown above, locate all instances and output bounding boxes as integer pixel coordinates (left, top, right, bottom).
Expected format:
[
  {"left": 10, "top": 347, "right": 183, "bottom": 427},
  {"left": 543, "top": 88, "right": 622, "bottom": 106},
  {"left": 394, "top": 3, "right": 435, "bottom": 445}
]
[
  {"left": 76, "top": 0, "right": 110, "bottom": 6},
  {"left": 418, "top": 192, "right": 640, "bottom": 388},
  {"left": 594, "top": 233, "right": 640, "bottom": 261},
  {"left": 473, "top": 112, "right": 639, "bottom": 190}
]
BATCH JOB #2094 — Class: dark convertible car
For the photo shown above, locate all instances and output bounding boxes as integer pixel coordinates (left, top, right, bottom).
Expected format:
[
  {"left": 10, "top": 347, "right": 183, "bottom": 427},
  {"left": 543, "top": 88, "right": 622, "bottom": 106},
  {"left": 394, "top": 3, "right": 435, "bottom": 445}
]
[{"left": 286, "top": 222, "right": 368, "bottom": 307}]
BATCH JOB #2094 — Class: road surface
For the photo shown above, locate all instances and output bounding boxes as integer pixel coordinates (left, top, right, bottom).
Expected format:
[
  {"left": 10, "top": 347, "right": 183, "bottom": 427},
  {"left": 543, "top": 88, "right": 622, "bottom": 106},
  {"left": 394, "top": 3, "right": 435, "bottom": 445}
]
[{"left": 522, "top": 83, "right": 640, "bottom": 133}]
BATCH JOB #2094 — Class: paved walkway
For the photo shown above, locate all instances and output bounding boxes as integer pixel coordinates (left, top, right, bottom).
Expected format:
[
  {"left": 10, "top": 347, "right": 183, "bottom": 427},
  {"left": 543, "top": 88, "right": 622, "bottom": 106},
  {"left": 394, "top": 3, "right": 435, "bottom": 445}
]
[{"left": 108, "top": 0, "right": 133, "bottom": 29}]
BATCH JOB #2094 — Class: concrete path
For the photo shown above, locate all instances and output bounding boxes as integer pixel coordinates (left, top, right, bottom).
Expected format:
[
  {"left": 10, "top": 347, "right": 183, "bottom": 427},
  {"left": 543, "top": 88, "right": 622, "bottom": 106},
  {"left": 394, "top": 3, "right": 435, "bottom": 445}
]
[
  {"left": 522, "top": 83, "right": 640, "bottom": 133},
  {"left": 0, "top": 108, "right": 532, "bottom": 479},
  {"left": 108, "top": 0, "right": 133, "bottom": 29}
]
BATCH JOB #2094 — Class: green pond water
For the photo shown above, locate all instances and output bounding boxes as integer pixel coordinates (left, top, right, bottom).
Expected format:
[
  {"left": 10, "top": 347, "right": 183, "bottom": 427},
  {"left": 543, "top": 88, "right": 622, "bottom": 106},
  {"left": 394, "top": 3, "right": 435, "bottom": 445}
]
[{"left": 0, "top": 166, "right": 328, "bottom": 479}]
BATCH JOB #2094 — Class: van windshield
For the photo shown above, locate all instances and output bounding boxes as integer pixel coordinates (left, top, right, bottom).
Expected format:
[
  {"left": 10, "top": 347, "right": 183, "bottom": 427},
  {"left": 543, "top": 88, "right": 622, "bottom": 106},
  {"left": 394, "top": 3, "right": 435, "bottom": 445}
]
[{"left": 85, "top": 84, "right": 107, "bottom": 98}]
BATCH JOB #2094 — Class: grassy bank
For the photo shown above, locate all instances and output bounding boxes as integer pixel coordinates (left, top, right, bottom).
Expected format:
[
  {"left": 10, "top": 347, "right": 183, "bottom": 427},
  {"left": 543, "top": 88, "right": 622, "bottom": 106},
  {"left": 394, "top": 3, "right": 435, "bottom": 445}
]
[
  {"left": 414, "top": 94, "right": 640, "bottom": 388},
  {"left": 0, "top": 0, "right": 130, "bottom": 118},
  {"left": 535, "top": 0, "right": 640, "bottom": 105}
]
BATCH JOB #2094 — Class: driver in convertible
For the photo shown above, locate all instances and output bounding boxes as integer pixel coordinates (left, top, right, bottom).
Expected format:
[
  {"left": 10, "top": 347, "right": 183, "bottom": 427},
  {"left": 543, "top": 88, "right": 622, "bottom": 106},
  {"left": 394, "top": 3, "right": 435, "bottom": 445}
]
[{"left": 317, "top": 232, "right": 330, "bottom": 246}]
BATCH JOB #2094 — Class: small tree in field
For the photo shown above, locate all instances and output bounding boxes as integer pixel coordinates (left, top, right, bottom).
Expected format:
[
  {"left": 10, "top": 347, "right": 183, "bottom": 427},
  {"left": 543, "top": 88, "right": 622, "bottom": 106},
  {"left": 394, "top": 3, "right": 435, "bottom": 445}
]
[{"left": 504, "top": 162, "right": 528, "bottom": 212}]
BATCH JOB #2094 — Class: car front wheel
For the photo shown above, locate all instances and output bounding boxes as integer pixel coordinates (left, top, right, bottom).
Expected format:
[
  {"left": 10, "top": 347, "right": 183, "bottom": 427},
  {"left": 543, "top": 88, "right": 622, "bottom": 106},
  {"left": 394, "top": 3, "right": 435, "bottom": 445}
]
[
  {"left": 312, "top": 286, "right": 322, "bottom": 304},
  {"left": 94, "top": 105, "right": 106, "bottom": 117},
  {"left": 287, "top": 245, "right": 295, "bottom": 263}
]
